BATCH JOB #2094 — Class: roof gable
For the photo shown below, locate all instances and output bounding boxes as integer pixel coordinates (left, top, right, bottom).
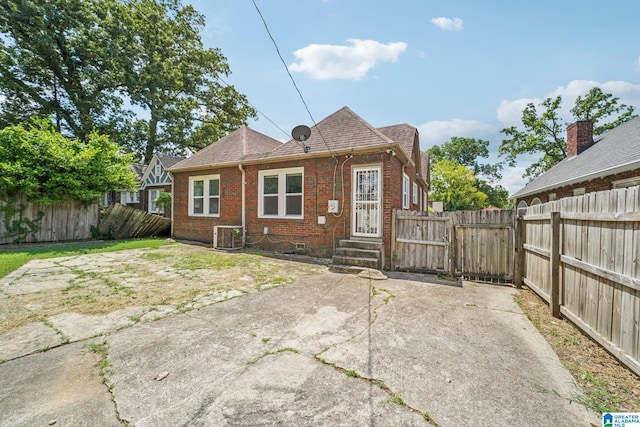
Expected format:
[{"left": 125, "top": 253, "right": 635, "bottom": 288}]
[
  {"left": 511, "top": 117, "right": 640, "bottom": 199},
  {"left": 257, "top": 106, "right": 396, "bottom": 159},
  {"left": 169, "top": 127, "right": 282, "bottom": 171}
]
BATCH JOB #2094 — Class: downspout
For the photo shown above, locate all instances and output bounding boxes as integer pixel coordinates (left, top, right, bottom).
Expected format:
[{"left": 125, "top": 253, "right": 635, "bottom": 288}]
[
  {"left": 238, "top": 163, "right": 246, "bottom": 247},
  {"left": 168, "top": 171, "right": 174, "bottom": 237}
]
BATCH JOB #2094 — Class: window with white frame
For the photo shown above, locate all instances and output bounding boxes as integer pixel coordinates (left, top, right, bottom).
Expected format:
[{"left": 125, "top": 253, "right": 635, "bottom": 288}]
[
  {"left": 402, "top": 174, "right": 410, "bottom": 209},
  {"left": 573, "top": 187, "right": 585, "bottom": 196},
  {"left": 189, "top": 175, "right": 220, "bottom": 216},
  {"left": 154, "top": 162, "right": 162, "bottom": 177},
  {"left": 548, "top": 193, "right": 556, "bottom": 201},
  {"left": 148, "top": 189, "right": 164, "bottom": 213},
  {"left": 259, "top": 167, "right": 303, "bottom": 218},
  {"left": 412, "top": 182, "right": 418, "bottom": 205},
  {"left": 121, "top": 191, "right": 139, "bottom": 205},
  {"left": 423, "top": 191, "right": 427, "bottom": 211},
  {"left": 613, "top": 176, "right": 640, "bottom": 189}
]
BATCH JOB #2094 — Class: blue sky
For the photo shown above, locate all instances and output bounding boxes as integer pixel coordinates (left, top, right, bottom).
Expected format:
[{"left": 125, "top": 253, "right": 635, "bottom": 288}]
[{"left": 188, "top": 0, "right": 640, "bottom": 194}]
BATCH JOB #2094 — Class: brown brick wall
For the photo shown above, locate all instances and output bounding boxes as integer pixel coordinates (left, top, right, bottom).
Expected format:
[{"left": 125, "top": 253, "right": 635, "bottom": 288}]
[
  {"left": 516, "top": 168, "right": 640, "bottom": 206},
  {"left": 172, "top": 151, "right": 424, "bottom": 267}
]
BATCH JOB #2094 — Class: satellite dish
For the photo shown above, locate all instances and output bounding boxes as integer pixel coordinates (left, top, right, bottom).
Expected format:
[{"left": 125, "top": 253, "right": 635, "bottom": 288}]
[{"left": 291, "top": 125, "right": 311, "bottom": 142}]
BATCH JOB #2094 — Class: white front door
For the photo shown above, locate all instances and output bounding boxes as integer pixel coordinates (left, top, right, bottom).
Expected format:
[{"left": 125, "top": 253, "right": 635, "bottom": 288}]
[{"left": 352, "top": 166, "right": 382, "bottom": 237}]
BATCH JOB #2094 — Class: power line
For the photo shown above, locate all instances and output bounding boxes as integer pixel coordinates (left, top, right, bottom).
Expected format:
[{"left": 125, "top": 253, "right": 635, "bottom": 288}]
[{"left": 251, "top": 0, "right": 335, "bottom": 156}]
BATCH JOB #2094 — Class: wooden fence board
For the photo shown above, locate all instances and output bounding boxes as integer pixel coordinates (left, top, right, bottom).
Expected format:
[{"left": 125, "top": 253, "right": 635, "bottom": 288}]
[
  {"left": 0, "top": 192, "right": 99, "bottom": 244},
  {"left": 523, "top": 186, "right": 640, "bottom": 376}
]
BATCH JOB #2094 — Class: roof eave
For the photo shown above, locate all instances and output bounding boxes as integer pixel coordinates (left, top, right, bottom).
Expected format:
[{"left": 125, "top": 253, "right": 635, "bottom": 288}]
[{"left": 510, "top": 159, "right": 640, "bottom": 200}]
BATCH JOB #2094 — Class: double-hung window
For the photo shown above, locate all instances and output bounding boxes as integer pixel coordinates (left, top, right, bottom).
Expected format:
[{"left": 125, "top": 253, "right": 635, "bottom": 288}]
[
  {"left": 412, "top": 182, "right": 418, "bottom": 205},
  {"left": 402, "top": 174, "right": 410, "bottom": 209},
  {"left": 189, "top": 175, "right": 220, "bottom": 216},
  {"left": 149, "top": 189, "right": 163, "bottom": 213},
  {"left": 259, "top": 167, "right": 303, "bottom": 218}
]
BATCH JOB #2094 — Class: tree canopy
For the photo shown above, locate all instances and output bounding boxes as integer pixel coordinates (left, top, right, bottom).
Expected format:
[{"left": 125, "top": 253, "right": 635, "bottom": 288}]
[
  {"left": 0, "top": 0, "right": 256, "bottom": 163},
  {"left": 429, "top": 160, "right": 488, "bottom": 211},
  {"left": 499, "top": 87, "right": 636, "bottom": 180},
  {"left": 0, "top": 121, "right": 137, "bottom": 205},
  {"left": 427, "top": 138, "right": 510, "bottom": 209}
]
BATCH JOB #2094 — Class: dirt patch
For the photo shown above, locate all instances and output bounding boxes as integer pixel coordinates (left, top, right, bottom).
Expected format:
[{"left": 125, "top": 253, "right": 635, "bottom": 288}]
[
  {"left": 0, "top": 243, "right": 328, "bottom": 335},
  {"left": 515, "top": 287, "right": 640, "bottom": 413}
]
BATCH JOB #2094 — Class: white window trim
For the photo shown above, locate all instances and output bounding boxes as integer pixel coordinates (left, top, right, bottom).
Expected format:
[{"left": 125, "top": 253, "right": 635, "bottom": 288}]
[
  {"left": 548, "top": 193, "right": 556, "bottom": 201},
  {"left": 402, "top": 174, "right": 410, "bottom": 209},
  {"left": 188, "top": 174, "right": 220, "bottom": 217},
  {"left": 149, "top": 189, "right": 164, "bottom": 213},
  {"left": 612, "top": 176, "right": 640, "bottom": 189},
  {"left": 531, "top": 197, "right": 542, "bottom": 206},
  {"left": 258, "top": 167, "right": 304, "bottom": 219},
  {"left": 573, "top": 187, "right": 586, "bottom": 196},
  {"left": 423, "top": 191, "right": 427, "bottom": 211},
  {"left": 412, "top": 182, "right": 418, "bottom": 205}
]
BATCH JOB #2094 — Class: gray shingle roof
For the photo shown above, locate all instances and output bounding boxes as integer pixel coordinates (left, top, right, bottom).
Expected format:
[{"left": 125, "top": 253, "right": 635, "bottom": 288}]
[
  {"left": 157, "top": 154, "right": 185, "bottom": 169},
  {"left": 511, "top": 117, "right": 640, "bottom": 199},
  {"left": 169, "top": 127, "right": 282, "bottom": 171}
]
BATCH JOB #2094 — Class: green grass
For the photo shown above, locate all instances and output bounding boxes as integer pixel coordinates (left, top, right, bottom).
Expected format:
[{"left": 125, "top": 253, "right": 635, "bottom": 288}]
[
  {"left": 172, "top": 252, "right": 258, "bottom": 270},
  {"left": 0, "top": 239, "right": 172, "bottom": 278}
]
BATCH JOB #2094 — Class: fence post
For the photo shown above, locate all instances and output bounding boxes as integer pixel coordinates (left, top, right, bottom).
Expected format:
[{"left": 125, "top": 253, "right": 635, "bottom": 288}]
[
  {"left": 513, "top": 210, "right": 524, "bottom": 288},
  {"left": 390, "top": 209, "right": 397, "bottom": 271},
  {"left": 550, "top": 211, "right": 561, "bottom": 318},
  {"left": 448, "top": 215, "right": 456, "bottom": 278}
]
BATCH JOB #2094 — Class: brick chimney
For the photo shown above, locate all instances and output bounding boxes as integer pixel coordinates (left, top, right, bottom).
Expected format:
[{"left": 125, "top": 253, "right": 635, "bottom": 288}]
[{"left": 566, "top": 120, "right": 594, "bottom": 157}]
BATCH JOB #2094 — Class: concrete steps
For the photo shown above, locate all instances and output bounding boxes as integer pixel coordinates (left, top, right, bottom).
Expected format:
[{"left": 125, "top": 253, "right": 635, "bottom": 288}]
[{"left": 332, "top": 239, "right": 383, "bottom": 270}]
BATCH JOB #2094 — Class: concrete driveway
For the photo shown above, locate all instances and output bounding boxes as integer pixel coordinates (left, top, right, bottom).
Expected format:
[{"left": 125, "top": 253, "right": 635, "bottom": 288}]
[{"left": 0, "top": 265, "right": 598, "bottom": 426}]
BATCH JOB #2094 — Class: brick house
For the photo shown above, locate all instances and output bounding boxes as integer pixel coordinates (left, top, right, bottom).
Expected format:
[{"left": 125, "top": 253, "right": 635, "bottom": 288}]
[
  {"left": 139, "top": 153, "right": 184, "bottom": 218},
  {"left": 511, "top": 117, "right": 640, "bottom": 208},
  {"left": 168, "top": 106, "right": 429, "bottom": 269}
]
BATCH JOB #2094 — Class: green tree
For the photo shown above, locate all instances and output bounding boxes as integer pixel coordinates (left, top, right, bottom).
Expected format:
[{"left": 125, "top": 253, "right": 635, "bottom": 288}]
[
  {"left": 430, "top": 160, "right": 488, "bottom": 211},
  {"left": 0, "top": 0, "right": 130, "bottom": 141},
  {"left": 0, "top": 0, "right": 256, "bottom": 162},
  {"left": 122, "top": 0, "right": 256, "bottom": 161},
  {"left": 499, "top": 87, "right": 636, "bottom": 180},
  {"left": 0, "top": 121, "right": 137, "bottom": 205},
  {"left": 428, "top": 138, "right": 509, "bottom": 208}
]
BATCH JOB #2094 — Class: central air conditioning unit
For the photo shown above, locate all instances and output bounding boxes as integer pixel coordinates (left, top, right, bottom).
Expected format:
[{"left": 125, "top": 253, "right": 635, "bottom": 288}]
[{"left": 213, "top": 226, "right": 244, "bottom": 249}]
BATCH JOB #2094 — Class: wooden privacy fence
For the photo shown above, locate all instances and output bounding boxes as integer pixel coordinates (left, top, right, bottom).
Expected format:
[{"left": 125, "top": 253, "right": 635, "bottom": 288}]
[
  {"left": 98, "top": 202, "right": 170, "bottom": 239},
  {"left": 520, "top": 187, "right": 640, "bottom": 376},
  {"left": 392, "top": 209, "right": 515, "bottom": 281},
  {"left": 0, "top": 192, "right": 99, "bottom": 244}
]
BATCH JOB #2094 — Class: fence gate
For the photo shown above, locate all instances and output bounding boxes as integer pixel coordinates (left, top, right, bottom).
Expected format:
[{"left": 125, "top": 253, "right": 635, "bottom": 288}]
[
  {"left": 392, "top": 209, "right": 515, "bottom": 281},
  {"left": 392, "top": 210, "right": 449, "bottom": 272}
]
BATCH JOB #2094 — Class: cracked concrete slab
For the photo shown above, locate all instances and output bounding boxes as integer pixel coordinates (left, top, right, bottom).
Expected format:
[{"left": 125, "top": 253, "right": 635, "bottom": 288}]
[
  {"left": 0, "top": 340, "right": 121, "bottom": 427},
  {"left": 47, "top": 307, "right": 147, "bottom": 342},
  {"left": 0, "top": 322, "right": 64, "bottom": 360},
  {"left": 0, "top": 267, "right": 599, "bottom": 426}
]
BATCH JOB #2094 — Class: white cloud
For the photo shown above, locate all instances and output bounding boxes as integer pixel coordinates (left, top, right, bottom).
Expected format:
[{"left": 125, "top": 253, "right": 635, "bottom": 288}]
[
  {"left": 431, "top": 17, "right": 463, "bottom": 32},
  {"left": 289, "top": 39, "right": 408, "bottom": 81},
  {"left": 496, "top": 80, "right": 640, "bottom": 126},
  {"left": 499, "top": 166, "right": 529, "bottom": 196},
  {"left": 417, "top": 119, "right": 495, "bottom": 149}
]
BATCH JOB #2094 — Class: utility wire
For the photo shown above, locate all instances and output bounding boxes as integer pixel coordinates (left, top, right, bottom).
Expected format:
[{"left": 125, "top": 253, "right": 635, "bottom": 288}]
[{"left": 251, "top": 0, "right": 336, "bottom": 156}]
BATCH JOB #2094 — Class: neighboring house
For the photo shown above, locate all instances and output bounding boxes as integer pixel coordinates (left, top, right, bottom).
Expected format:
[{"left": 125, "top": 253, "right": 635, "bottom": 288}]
[
  {"left": 139, "top": 154, "right": 184, "bottom": 217},
  {"left": 511, "top": 118, "right": 640, "bottom": 208},
  {"left": 100, "top": 163, "right": 146, "bottom": 208},
  {"left": 168, "top": 106, "right": 428, "bottom": 269}
]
